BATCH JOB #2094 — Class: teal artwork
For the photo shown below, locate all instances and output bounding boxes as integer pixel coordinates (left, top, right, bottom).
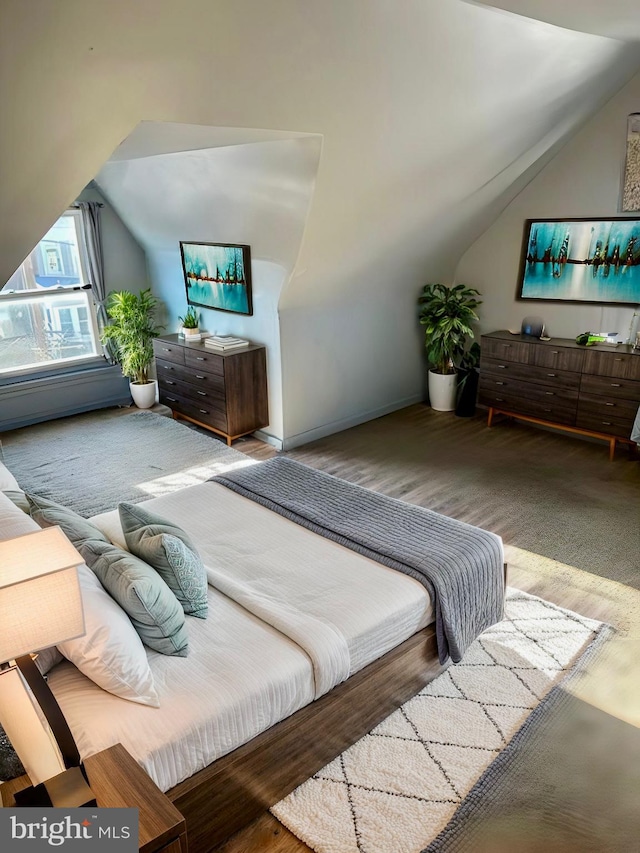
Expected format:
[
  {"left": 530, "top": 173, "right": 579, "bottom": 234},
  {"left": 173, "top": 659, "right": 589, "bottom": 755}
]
[
  {"left": 180, "top": 241, "right": 253, "bottom": 315},
  {"left": 518, "top": 218, "right": 640, "bottom": 305}
]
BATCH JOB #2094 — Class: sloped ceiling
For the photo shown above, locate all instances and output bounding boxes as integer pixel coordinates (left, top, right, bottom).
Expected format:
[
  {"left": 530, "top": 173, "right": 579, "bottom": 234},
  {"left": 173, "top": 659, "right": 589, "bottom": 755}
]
[
  {"left": 1, "top": 0, "right": 639, "bottom": 444},
  {"left": 476, "top": 0, "right": 640, "bottom": 42}
]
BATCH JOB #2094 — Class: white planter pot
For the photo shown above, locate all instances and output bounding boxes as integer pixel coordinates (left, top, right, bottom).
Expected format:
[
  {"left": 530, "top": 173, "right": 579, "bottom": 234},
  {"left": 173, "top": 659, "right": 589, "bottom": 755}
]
[
  {"left": 129, "top": 380, "right": 157, "bottom": 409},
  {"left": 181, "top": 327, "right": 200, "bottom": 338},
  {"left": 428, "top": 370, "right": 457, "bottom": 412}
]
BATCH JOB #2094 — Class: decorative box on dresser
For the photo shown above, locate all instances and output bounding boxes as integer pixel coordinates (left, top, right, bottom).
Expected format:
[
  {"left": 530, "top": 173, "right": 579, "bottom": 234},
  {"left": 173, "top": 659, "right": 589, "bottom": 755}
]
[
  {"left": 479, "top": 331, "right": 640, "bottom": 459},
  {"left": 153, "top": 335, "right": 268, "bottom": 445}
]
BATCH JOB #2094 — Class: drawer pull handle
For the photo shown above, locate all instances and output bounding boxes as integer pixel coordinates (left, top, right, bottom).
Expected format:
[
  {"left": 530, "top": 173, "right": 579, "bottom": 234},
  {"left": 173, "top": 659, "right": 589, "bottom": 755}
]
[
  {"left": 605, "top": 402, "right": 615, "bottom": 406},
  {"left": 161, "top": 365, "right": 172, "bottom": 370},
  {"left": 602, "top": 421, "right": 612, "bottom": 426},
  {"left": 165, "top": 380, "right": 175, "bottom": 385},
  {"left": 495, "top": 381, "right": 505, "bottom": 385},
  {"left": 546, "top": 373, "right": 556, "bottom": 377},
  {"left": 197, "top": 390, "right": 207, "bottom": 396},
  {"left": 551, "top": 350, "right": 559, "bottom": 354},
  {"left": 610, "top": 383, "right": 621, "bottom": 387},
  {"left": 196, "top": 357, "right": 205, "bottom": 361},
  {"left": 545, "top": 391, "right": 554, "bottom": 396},
  {"left": 495, "top": 398, "right": 504, "bottom": 402},
  {"left": 614, "top": 358, "right": 622, "bottom": 362},
  {"left": 543, "top": 408, "right": 552, "bottom": 412},
  {"left": 199, "top": 409, "right": 208, "bottom": 414},
  {"left": 166, "top": 397, "right": 177, "bottom": 403},
  {"left": 195, "top": 374, "right": 205, "bottom": 379},
  {"left": 497, "top": 364, "right": 506, "bottom": 369}
]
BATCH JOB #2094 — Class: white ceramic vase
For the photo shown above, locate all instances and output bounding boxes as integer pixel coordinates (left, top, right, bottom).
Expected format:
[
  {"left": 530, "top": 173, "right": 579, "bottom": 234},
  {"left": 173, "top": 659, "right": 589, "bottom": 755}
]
[
  {"left": 181, "top": 326, "right": 200, "bottom": 338},
  {"left": 428, "top": 370, "right": 457, "bottom": 412},
  {"left": 129, "top": 380, "right": 157, "bottom": 409}
]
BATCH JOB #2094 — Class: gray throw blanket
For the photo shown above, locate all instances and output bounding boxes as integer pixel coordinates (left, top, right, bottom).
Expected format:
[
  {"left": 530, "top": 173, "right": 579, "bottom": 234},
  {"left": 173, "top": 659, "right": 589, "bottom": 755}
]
[{"left": 212, "top": 458, "right": 504, "bottom": 664}]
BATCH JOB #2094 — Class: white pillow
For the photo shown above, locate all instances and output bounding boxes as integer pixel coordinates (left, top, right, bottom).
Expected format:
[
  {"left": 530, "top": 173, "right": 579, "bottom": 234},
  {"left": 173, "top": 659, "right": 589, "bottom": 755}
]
[
  {"left": 0, "top": 460, "right": 20, "bottom": 492},
  {"left": 0, "top": 490, "right": 37, "bottom": 540},
  {"left": 58, "top": 565, "right": 159, "bottom": 707}
]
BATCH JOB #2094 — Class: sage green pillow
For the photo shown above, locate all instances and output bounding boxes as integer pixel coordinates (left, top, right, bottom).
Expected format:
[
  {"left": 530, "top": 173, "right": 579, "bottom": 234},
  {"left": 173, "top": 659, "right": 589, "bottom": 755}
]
[
  {"left": 27, "top": 493, "right": 110, "bottom": 546},
  {"left": 3, "top": 489, "right": 31, "bottom": 515},
  {"left": 79, "top": 539, "right": 189, "bottom": 657},
  {"left": 118, "top": 502, "right": 208, "bottom": 619}
]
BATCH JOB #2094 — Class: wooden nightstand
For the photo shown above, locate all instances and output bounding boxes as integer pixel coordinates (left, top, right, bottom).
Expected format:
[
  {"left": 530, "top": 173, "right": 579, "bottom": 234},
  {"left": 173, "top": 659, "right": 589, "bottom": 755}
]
[{"left": 0, "top": 743, "right": 188, "bottom": 853}]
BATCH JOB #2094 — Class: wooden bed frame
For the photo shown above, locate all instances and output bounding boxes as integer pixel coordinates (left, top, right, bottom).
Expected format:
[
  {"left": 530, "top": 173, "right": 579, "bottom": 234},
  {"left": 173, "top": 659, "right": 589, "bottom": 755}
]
[
  {"left": 168, "top": 560, "right": 508, "bottom": 851},
  {"left": 168, "top": 623, "right": 444, "bottom": 851}
]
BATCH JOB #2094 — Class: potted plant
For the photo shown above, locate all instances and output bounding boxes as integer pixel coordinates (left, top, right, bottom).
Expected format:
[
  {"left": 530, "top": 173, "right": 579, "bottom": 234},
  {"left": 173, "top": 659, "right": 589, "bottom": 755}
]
[
  {"left": 101, "top": 288, "right": 163, "bottom": 409},
  {"left": 178, "top": 306, "right": 200, "bottom": 338},
  {"left": 418, "top": 283, "right": 481, "bottom": 411}
]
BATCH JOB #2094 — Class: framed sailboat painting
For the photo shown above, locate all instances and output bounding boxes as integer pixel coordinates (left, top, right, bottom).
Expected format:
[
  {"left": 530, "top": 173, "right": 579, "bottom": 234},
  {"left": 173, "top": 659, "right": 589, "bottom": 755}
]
[
  {"left": 517, "top": 218, "right": 640, "bottom": 305},
  {"left": 180, "top": 241, "right": 253, "bottom": 315}
]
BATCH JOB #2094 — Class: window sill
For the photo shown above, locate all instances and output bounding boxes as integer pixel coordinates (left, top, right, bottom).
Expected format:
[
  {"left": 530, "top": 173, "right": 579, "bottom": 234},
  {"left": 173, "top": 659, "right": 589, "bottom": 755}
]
[{"left": 0, "top": 357, "right": 113, "bottom": 387}]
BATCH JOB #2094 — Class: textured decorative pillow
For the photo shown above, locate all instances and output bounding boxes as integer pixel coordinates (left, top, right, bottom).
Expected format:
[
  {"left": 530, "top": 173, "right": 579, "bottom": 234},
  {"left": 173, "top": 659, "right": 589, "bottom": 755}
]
[
  {"left": 57, "top": 564, "right": 159, "bottom": 707},
  {"left": 2, "top": 489, "right": 30, "bottom": 514},
  {"left": 35, "top": 646, "right": 64, "bottom": 675},
  {"left": 27, "top": 494, "right": 109, "bottom": 547},
  {"left": 119, "top": 502, "right": 208, "bottom": 619},
  {"left": 80, "top": 539, "right": 189, "bottom": 657}
]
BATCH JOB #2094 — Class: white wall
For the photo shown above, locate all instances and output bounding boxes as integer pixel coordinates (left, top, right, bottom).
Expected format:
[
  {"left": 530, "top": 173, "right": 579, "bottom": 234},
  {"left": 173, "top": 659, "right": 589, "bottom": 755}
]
[
  {"left": 456, "top": 71, "right": 640, "bottom": 342},
  {"left": 95, "top": 137, "right": 321, "bottom": 443},
  {"left": 1, "top": 0, "right": 638, "bottom": 446}
]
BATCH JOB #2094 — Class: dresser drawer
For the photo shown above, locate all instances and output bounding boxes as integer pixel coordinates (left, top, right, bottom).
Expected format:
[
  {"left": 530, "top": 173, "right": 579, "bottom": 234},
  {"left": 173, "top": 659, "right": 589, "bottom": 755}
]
[
  {"left": 480, "top": 374, "right": 578, "bottom": 407},
  {"left": 532, "top": 345, "right": 585, "bottom": 373},
  {"left": 153, "top": 341, "right": 185, "bottom": 365},
  {"left": 481, "top": 337, "right": 533, "bottom": 364},
  {"left": 584, "top": 349, "right": 640, "bottom": 381},
  {"left": 576, "top": 410, "right": 635, "bottom": 438},
  {"left": 577, "top": 393, "right": 638, "bottom": 422},
  {"left": 184, "top": 349, "right": 225, "bottom": 376},
  {"left": 580, "top": 374, "right": 640, "bottom": 402},
  {"left": 479, "top": 389, "right": 576, "bottom": 425},
  {"left": 159, "top": 389, "right": 228, "bottom": 432},
  {"left": 480, "top": 357, "right": 580, "bottom": 390}
]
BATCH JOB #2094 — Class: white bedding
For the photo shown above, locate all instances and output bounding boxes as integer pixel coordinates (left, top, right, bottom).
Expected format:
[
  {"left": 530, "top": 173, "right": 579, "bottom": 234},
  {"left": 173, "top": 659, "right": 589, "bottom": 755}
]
[
  {"left": 50, "top": 481, "right": 434, "bottom": 792},
  {"left": 48, "top": 589, "right": 316, "bottom": 792}
]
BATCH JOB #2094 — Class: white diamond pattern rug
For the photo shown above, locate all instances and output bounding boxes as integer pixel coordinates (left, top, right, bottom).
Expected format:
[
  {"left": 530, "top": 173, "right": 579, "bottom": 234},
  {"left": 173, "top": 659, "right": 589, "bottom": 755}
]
[{"left": 271, "top": 588, "right": 605, "bottom": 853}]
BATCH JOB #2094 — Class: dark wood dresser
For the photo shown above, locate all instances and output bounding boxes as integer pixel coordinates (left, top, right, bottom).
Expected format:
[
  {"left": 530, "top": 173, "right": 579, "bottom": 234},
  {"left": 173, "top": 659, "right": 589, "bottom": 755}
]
[
  {"left": 479, "top": 330, "right": 640, "bottom": 459},
  {"left": 153, "top": 335, "right": 268, "bottom": 445}
]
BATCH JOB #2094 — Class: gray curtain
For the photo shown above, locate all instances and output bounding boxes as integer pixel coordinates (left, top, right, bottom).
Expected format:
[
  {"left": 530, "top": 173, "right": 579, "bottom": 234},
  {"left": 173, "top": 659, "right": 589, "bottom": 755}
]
[{"left": 77, "top": 201, "right": 115, "bottom": 362}]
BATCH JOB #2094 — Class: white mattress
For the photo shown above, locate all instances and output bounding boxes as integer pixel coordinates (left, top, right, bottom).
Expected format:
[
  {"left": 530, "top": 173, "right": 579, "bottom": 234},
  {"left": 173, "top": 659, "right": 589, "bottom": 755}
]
[
  {"left": 49, "top": 588, "right": 316, "bottom": 792},
  {"left": 52, "top": 481, "right": 434, "bottom": 792},
  {"left": 92, "top": 482, "right": 433, "bottom": 692}
]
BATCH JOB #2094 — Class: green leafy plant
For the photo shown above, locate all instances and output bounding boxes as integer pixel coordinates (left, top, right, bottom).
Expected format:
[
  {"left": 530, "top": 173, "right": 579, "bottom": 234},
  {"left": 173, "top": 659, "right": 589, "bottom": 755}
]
[
  {"left": 101, "top": 289, "right": 163, "bottom": 384},
  {"left": 178, "top": 306, "right": 199, "bottom": 329},
  {"left": 418, "top": 283, "right": 482, "bottom": 374}
]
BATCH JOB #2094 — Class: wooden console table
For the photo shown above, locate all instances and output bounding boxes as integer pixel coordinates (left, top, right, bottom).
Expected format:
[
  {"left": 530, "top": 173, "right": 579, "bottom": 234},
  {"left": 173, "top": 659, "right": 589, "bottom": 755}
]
[{"left": 479, "top": 331, "right": 640, "bottom": 460}]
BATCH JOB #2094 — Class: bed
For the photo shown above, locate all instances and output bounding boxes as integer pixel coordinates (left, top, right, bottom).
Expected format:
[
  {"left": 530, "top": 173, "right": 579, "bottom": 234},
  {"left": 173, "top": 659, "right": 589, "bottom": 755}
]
[{"left": 1, "top": 457, "right": 505, "bottom": 851}]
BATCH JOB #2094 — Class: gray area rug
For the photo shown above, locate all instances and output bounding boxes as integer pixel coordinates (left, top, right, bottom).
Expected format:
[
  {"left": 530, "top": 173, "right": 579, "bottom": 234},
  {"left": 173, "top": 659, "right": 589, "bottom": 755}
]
[
  {"left": 424, "top": 629, "right": 640, "bottom": 853},
  {"left": 2, "top": 410, "right": 253, "bottom": 516}
]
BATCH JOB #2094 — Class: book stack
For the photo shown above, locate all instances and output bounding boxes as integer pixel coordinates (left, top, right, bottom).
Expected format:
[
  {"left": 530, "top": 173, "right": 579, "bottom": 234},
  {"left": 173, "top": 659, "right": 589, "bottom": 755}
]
[{"left": 204, "top": 335, "right": 250, "bottom": 352}]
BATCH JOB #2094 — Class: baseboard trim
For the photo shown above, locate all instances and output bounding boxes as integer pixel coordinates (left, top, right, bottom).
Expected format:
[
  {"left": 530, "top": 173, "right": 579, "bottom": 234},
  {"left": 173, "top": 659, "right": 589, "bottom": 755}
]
[
  {"left": 281, "top": 394, "right": 424, "bottom": 450},
  {"left": 252, "top": 430, "right": 284, "bottom": 451}
]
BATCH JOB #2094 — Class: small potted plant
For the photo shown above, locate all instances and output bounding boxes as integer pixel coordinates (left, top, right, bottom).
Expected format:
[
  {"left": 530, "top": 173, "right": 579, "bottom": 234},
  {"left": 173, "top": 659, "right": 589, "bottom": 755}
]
[
  {"left": 178, "top": 306, "right": 200, "bottom": 338},
  {"left": 418, "top": 283, "right": 481, "bottom": 411},
  {"left": 101, "top": 288, "right": 163, "bottom": 409}
]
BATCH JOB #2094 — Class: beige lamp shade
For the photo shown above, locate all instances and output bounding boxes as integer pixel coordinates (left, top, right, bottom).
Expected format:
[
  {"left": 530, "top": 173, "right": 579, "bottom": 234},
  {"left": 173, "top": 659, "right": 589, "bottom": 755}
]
[{"left": 0, "top": 526, "right": 85, "bottom": 663}]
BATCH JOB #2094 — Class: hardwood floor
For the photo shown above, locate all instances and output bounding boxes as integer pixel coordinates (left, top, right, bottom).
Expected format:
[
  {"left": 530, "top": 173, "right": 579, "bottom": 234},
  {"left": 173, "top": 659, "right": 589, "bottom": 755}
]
[{"left": 212, "top": 404, "right": 639, "bottom": 853}]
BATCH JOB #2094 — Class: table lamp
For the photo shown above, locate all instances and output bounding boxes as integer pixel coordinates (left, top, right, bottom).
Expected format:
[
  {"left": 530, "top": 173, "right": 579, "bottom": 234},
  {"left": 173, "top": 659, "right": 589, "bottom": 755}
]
[{"left": 0, "top": 526, "right": 95, "bottom": 807}]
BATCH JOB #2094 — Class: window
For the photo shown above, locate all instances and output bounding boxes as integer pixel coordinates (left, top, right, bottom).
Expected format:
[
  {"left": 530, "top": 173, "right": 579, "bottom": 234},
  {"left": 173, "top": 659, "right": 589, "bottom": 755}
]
[{"left": 0, "top": 210, "right": 102, "bottom": 375}]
